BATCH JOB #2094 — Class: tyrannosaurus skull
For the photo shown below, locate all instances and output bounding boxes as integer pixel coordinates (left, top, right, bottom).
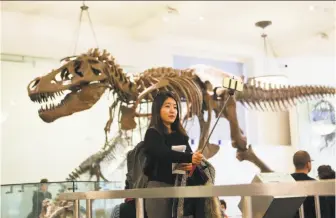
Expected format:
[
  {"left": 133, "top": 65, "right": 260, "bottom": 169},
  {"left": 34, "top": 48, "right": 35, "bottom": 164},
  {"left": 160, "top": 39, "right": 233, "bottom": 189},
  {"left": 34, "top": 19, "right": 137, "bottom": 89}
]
[{"left": 27, "top": 55, "right": 108, "bottom": 122}]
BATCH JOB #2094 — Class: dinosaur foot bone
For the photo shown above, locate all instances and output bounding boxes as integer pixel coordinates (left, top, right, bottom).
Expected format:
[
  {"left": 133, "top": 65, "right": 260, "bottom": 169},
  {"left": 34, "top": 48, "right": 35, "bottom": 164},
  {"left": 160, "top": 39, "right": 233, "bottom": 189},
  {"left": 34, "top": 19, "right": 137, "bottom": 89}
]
[
  {"left": 236, "top": 145, "right": 273, "bottom": 173},
  {"left": 236, "top": 144, "right": 256, "bottom": 162}
]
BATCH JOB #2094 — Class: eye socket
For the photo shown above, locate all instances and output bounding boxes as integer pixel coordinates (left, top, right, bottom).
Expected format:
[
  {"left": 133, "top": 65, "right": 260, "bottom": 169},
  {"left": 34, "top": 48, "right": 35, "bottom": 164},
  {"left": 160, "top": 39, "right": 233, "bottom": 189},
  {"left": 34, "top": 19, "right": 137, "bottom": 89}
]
[
  {"left": 91, "top": 67, "right": 102, "bottom": 76},
  {"left": 61, "top": 68, "right": 68, "bottom": 79},
  {"left": 60, "top": 68, "right": 74, "bottom": 80},
  {"left": 74, "top": 61, "right": 83, "bottom": 77}
]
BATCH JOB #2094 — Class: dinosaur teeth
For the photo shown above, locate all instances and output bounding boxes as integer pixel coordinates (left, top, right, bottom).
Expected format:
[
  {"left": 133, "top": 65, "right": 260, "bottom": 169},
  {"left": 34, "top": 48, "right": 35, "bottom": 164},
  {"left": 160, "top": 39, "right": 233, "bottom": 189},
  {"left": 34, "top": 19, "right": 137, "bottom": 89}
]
[{"left": 36, "top": 90, "right": 72, "bottom": 113}]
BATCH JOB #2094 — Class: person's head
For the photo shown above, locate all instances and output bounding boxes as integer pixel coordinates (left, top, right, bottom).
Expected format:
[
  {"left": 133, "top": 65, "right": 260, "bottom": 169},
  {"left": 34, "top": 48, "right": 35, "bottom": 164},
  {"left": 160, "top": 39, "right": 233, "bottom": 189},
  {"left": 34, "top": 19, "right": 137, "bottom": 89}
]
[
  {"left": 40, "top": 178, "right": 49, "bottom": 192},
  {"left": 220, "top": 199, "right": 226, "bottom": 210},
  {"left": 149, "top": 91, "right": 187, "bottom": 136},
  {"left": 293, "top": 150, "right": 313, "bottom": 173},
  {"left": 318, "top": 165, "right": 335, "bottom": 180}
]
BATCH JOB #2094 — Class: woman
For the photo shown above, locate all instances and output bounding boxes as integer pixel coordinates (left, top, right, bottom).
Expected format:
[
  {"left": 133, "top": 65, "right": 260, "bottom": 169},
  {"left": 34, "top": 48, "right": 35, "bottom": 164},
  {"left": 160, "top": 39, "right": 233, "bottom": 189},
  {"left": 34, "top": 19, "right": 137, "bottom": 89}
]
[{"left": 143, "top": 91, "right": 203, "bottom": 218}]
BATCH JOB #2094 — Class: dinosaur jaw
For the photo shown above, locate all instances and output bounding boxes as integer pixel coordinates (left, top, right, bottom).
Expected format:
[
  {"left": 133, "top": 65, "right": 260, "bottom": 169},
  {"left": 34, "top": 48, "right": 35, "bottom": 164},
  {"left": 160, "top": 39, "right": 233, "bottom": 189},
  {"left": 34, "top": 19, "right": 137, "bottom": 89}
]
[
  {"left": 36, "top": 90, "right": 78, "bottom": 123},
  {"left": 29, "top": 82, "right": 107, "bottom": 123}
]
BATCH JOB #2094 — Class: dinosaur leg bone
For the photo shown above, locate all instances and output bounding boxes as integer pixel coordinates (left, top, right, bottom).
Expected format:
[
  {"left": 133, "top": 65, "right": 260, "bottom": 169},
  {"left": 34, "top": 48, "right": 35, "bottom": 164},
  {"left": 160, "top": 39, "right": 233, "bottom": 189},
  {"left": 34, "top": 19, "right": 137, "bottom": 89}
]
[
  {"left": 197, "top": 99, "right": 211, "bottom": 152},
  {"left": 197, "top": 113, "right": 220, "bottom": 159},
  {"left": 211, "top": 91, "right": 273, "bottom": 172},
  {"left": 208, "top": 88, "right": 248, "bottom": 151},
  {"left": 197, "top": 94, "right": 220, "bottom": 159},
  {"left": 220, "top": 94, "right": 247, "bottom": 150},
  {"left": 236, "top": 145, "right": 273, "bottom": 173},
  {"left": 119, "top": 105, "right": 152, "bottom": 131},
  {"left": 91, "top": 160, "right": 109, "bottom": 182},
  {"left": 211, "top": 88, "right": 272, "bottom": 172},
  {"left": 120, "top": 105, "right": 138, "bottom": 130}
]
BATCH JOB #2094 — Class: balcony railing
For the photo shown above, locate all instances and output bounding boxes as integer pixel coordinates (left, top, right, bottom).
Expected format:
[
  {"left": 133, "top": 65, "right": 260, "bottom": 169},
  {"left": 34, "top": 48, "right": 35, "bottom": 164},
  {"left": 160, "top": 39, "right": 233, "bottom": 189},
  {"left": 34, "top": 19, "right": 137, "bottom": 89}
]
[{"left": 59, "top": 179, "right": 335, "bottom": 218}]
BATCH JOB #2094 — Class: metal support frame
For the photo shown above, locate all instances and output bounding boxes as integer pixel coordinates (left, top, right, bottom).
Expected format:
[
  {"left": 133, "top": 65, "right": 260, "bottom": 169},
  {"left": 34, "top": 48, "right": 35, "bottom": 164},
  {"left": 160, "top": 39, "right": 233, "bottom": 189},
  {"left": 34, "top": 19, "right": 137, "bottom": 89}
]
[
  {"left": 314, "top": 195, "right": 321, "bottom": 218},
  {"left": 298, "top": 195, "right": 322, "bottom": 218},
  {"left": 61, "top": 180, "right": 334, "bottom": 218},
  {"left": 135, "top": 198, "right": 144, "bottom": 218},
  {"left": 86, "top": 199, "right": 92, "bottom": 218},
  {"left": 299, "top": 205, "right": 305, "bottom": 218},
  {"left": 73, "top": 200, "right": 80, "bottom": 218}
]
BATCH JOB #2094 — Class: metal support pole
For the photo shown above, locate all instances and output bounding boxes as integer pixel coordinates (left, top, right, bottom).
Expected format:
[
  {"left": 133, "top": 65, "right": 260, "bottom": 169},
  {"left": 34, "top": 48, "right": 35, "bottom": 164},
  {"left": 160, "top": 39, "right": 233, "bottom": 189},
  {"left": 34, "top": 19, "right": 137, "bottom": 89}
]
[
  {"left": 73, "top": 200, "right": 80, "bottom": 218},
  {"left": 72, "top": 181, "right": 75, "bottom": 192},
  {"left": 241, "top": 196, "right": 252, "bottom": 218},
  {"left": 135, "top": 198, "right": 144, "bottom": 218},
  {"left": 86, "top": 199, "right": 92, "bottom": 218},
  {"left": 314, "top": 196, "right": 321, "bottom": 218},
  {"left": 299, "top": 205, "right": 305, "bottom": 218}
]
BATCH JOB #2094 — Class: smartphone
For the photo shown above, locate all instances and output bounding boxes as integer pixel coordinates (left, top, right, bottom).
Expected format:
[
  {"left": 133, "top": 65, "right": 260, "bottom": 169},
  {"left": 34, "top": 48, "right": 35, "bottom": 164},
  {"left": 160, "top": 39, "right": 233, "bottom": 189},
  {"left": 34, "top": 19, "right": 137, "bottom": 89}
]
[{"left": 222, "top": 77, "right": 244, "bottom": 92}]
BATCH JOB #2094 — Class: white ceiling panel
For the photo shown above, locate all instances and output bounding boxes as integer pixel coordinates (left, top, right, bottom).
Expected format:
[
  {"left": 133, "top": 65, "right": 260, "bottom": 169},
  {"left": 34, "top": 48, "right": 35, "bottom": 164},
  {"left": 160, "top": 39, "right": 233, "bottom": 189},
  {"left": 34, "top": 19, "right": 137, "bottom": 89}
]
[
  {"left": 1, "top": 1, "right": 181, "bottom": 28},
  {"left": 131, "top": 1, "right": 335, "bottom": 54},
  {"left": 1, "top": 1, "right": 335, "bottom": 56}
]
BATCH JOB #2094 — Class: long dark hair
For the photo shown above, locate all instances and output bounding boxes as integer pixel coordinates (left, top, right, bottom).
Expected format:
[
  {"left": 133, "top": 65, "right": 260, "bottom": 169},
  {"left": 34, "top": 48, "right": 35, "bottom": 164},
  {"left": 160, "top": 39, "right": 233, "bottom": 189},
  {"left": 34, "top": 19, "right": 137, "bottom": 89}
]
[{"left": 149, "top": 91, "right": 188, "bottom": 137}]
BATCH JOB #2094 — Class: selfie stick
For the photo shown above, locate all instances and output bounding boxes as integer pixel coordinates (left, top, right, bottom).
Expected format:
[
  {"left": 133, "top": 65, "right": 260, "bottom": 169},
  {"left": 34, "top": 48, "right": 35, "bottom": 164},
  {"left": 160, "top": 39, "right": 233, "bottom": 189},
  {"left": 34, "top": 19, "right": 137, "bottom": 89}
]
[{"left": 189, "top": 77, "right": 244, "bottom": 177}]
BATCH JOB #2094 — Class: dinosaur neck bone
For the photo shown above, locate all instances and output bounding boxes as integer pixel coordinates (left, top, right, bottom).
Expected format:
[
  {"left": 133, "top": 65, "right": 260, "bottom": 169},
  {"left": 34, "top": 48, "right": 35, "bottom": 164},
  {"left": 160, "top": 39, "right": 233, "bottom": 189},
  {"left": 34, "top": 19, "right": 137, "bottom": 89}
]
[{"left": 87, "top": 48, "right": 139, "bottom": 102}]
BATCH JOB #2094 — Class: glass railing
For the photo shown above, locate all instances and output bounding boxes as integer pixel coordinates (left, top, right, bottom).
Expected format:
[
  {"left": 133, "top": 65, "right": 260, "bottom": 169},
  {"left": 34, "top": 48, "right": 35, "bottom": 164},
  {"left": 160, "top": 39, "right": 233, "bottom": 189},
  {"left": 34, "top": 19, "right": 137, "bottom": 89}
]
[{"left": 1, "top": 180, "right": 123, "bottom": 218}]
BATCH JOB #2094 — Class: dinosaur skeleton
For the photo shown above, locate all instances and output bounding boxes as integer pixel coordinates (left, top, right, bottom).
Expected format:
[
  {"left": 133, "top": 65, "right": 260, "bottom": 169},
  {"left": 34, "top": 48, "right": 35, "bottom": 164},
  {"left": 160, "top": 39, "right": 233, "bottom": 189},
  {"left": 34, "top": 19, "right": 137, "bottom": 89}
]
[{"left": 27, "top": 48, "right": 335, "bottom": 217}]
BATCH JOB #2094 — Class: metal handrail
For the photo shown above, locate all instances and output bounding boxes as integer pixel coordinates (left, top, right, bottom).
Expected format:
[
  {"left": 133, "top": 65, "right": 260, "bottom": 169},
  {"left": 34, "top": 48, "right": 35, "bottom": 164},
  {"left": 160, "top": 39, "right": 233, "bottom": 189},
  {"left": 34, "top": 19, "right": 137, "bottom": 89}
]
[
  {"left": 59, "top": 180, "right": 335, "bottom": 218},
  {"left": 60, "top": 180, "right": 334, "bottom": 200}
]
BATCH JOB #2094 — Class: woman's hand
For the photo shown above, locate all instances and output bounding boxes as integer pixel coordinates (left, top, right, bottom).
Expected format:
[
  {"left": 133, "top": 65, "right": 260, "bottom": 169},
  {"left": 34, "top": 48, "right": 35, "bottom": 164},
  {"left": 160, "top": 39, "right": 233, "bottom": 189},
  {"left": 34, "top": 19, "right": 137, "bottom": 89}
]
[
  {"left": 192, "top": 151, "right": 203, "bottom": 165},
  {"left": 176, "top": 163, "right": 193, "bottom": 171}
]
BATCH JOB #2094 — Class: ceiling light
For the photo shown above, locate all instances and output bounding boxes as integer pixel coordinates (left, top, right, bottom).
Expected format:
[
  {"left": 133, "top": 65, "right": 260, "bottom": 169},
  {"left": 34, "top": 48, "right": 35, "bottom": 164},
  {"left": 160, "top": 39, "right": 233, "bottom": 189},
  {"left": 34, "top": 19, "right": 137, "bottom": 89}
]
[
  {"left": 309, "top": 5, "right": 315, "bottom": 11},
  {"left": 199, "top": 16, "right": 204, "bottom": 21}
]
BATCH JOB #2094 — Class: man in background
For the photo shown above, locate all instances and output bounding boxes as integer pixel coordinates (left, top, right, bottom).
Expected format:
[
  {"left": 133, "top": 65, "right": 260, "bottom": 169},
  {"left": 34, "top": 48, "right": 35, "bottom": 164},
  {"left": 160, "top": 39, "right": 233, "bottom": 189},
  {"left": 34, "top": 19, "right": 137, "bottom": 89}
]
[
  {"left": 291, "top": 150, "right": 316, "bottom": 218},
  {"left": 27, "top": 178, "right": 52, "bottom": 218}
]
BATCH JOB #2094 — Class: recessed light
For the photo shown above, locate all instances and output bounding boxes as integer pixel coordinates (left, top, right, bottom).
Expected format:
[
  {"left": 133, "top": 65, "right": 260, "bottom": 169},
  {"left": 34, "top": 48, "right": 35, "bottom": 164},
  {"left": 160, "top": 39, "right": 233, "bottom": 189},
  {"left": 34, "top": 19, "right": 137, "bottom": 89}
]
[
  {"left": 309, "top": 5, "right": 315, "bottom": 11},
  {"left": 199, "top": 16, "right": 204, "bottom": 21}
]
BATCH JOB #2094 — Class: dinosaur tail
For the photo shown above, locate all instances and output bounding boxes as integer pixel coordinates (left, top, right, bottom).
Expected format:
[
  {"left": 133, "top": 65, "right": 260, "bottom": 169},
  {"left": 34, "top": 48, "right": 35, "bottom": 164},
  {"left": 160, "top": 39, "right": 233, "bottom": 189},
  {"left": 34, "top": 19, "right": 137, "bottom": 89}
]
[
  {"left": 235, "top": 84, "right": 335, "bottom": 111},
  {"left": 65, "top": 132, "right": 130, "bottom": 182},
  {"left": 66, "top": 167, "right": 86, "bottom": 181},
  {"left": 65, "top": 150, "right": 104, "bottom": 181}
]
